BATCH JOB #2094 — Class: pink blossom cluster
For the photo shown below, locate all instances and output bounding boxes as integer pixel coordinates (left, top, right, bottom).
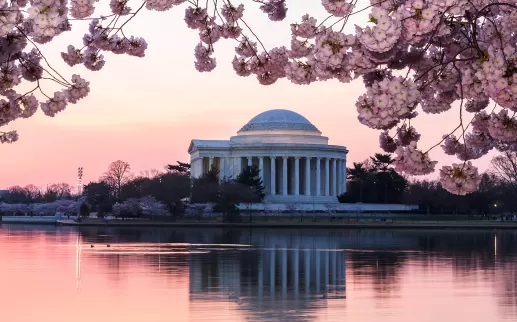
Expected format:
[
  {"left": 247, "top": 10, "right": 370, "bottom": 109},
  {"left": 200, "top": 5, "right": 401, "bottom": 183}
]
[
  {"left": 0, "top": 130, "right": 18, "bottom": 143},
  {"left": 441, "top": 131, "right": 493, "bottom": 161},
  {"left": 356, "top": 76, "right": 420, "bottom": 130},
  {"left": 146, "top": 0, "right": 185, "bottom": 12},
  {"left": 439, "top": 162, "right": 482, "bottom": 196},
  {"left": 393, "top": 142, "right": 437, "bottom": 176},
  {"left": 487, "top": 109, "right": 517, "bottom": 142},
  {"left": 379, "top": 131, "right": 397, "bottom": 153},
  {"left": 321, "top": 0, "right": 354, "bottom": 17},
  {"left": 357, "top": 7, "right": 401, "bottom": 53},
  {"left": 40, "top": 74, "right": 89, "bottom": 117},
  {"left": 113, "top": 196, "right": 167, "bottom": 216},
  {"left": 397, "top": 124, "right": 421, "bottom": 146},
  {"left": 0, "top": 198, "right": 86, "bottom": 214}
]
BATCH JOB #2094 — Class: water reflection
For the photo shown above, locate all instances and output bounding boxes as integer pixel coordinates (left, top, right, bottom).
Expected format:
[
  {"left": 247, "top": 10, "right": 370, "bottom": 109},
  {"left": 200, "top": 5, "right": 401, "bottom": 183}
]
[{"left": 1, "top": 225, "right": 517, "bottom": 321}]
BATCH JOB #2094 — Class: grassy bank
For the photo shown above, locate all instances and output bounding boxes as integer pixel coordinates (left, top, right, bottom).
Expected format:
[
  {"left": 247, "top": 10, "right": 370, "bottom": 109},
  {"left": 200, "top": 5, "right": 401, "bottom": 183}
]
[{"left": 50, "top": 217, "right": 517, "bottom": 230}]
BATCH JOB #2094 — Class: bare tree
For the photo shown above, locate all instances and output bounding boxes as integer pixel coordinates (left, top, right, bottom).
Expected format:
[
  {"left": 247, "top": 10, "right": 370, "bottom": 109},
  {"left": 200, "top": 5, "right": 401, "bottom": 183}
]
[
  {"left": 139, "top": 169, "right": 161, "bottom": 179},
  {"left": 491, "top": 152, "right": 517, "bottom": 189},
  {"left": 45, "top": 183, "right": 73, "bottom": 200},
  {"left": 103, "top": 160, "right": 132, "bottom": 200},
  {"left": 24, "top": 184, "right": 41, "bottom": 200}
]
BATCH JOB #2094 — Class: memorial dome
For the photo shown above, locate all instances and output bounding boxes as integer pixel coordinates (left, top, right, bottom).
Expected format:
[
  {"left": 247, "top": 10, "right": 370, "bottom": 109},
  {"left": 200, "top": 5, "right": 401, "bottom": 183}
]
[{"left": 238, "top": 109, "right": 320, "bottom": 133}]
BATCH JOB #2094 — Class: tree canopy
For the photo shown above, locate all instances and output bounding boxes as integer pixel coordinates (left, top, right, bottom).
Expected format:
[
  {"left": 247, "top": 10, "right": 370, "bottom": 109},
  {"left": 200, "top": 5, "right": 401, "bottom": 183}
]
[
  {"left": 236, "top": 165, "right": 265, "bottom": 202},
  {"left": 340, "top": 153, "right": 407, "bottom": 204}
]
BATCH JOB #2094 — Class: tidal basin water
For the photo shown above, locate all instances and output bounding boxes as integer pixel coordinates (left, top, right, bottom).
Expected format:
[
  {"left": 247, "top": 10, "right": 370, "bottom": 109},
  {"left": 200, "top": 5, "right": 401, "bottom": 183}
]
[{"left": 1, "top": 226, "right": 517, "bottom": 322}]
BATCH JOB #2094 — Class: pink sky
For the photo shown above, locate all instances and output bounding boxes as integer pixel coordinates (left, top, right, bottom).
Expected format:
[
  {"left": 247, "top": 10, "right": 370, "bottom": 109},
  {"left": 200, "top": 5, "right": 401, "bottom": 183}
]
[{"left": 0, "top": 3, "right": 496, "bottom": 190}]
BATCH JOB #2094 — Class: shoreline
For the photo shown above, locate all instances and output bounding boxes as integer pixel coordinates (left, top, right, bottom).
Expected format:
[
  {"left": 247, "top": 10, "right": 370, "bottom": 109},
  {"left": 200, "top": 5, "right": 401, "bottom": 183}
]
[{"left": 3, "top": 220, "right": 517, "bottom": 230}]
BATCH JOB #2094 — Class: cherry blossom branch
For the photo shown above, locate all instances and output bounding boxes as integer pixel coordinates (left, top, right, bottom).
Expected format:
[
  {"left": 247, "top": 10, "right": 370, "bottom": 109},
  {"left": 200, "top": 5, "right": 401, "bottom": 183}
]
[{"left": 15, "top": 27, "right": 70, "bottom": 86}]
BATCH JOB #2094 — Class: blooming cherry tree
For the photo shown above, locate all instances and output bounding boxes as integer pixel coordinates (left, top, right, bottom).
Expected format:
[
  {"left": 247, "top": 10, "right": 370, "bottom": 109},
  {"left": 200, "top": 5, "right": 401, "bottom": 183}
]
[
  {"left": 3, "top": 0, "right": 517, "bottom": 194},
  {"left": 112, "top": 196, "right": 167, "bottom": 218},
  {"left": 0, "top": 197, "right": 85, "bottom": 214}
]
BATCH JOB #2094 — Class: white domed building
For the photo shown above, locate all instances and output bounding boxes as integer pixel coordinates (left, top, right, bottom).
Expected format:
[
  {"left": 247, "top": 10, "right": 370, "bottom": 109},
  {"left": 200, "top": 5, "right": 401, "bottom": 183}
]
[{"left": 188, "top": 109, "right": 348, "bottom": 204}]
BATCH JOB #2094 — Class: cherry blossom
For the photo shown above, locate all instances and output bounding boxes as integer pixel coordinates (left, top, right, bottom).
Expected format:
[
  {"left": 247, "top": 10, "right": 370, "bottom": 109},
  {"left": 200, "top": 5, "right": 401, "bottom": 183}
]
[
  {"left": 356, "top": 76, "right": 420, "bottom": 130},
  {"left": 194, "top": 42, "right": 216, "bottom": 72},
  {"left": 393, "top": 141, "right": 437, "bottom": 176},
  {"left": 322, "top": 0, "right": 354, "bottom": 17},
  {"left": 0, "top": 130, "right": 18, "bottom": 143},
  {"left": 439, "top": 162, "right": 482, "bottom": 195},
  {"left": 113, "top": 196, "right": 167, "bottom": 217}
]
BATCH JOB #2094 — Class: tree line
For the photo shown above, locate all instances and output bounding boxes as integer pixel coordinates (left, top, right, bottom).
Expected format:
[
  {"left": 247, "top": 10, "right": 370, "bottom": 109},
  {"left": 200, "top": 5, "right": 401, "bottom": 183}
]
[
  {"left": 342, "top": 152, "right": 517, "bottom": 215},
  {"left": 3, "top": 151, "right": 517, "bottom": 217}
]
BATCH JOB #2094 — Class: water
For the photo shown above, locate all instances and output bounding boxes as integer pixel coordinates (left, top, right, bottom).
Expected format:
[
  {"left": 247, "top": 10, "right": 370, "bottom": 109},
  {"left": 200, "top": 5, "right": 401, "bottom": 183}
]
[{"left": 0, "top": 225, "right": 516, "bottom": 322}]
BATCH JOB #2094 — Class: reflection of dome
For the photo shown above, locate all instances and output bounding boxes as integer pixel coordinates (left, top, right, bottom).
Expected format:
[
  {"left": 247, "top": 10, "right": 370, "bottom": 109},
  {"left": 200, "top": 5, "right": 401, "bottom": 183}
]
[{"left": 238, "top": 109, "right": 320, "bottom": 133}]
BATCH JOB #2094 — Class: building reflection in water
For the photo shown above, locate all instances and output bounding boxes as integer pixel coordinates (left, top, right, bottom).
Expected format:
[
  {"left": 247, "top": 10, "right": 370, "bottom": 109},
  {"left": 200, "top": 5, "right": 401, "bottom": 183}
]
[{"left": 188, "top": 244, "right": 346, "bottom": 320}]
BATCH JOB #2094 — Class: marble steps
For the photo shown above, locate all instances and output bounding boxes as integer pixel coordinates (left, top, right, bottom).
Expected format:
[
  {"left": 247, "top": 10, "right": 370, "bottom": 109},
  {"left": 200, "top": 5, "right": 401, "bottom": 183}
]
[{"left": 265, "top": 195, "right": 339, "bottom": 204}]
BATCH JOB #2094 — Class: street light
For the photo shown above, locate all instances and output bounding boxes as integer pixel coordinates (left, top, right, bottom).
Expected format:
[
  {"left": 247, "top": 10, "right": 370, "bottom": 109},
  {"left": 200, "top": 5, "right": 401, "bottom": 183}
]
[{"left": 77, "top": 167, "right": 83, "bottom": 196}]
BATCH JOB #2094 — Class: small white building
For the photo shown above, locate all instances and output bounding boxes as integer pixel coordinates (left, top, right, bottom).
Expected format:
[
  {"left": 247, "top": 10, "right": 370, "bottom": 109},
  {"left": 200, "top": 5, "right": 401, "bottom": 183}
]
[{"left": 188, "top": 109, "right": 348, "bottom": 204}]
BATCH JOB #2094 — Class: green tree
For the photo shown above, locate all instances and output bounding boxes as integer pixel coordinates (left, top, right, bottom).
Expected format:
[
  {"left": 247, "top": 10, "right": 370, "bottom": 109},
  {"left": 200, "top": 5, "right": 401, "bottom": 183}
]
[
  {"left": 167, "top": 161, "right": 191, "bottom": 176},
  {"left": 369, "top": 153, "right": 402, "bottom": 203},
  {"left": 79, "top": 203, "right": 91, "bottom": 218},
  {"left": 83, "top": 181, "right": 113, "bottom": 212},
  {"left": 236, "top": 165, "right": 265, "bottom": 202},
  {"left": 120, "top": 177, "right": 150, "bottom": 200},
  {"left": 343, "top": 162, "right": 369, "bottom": 202},
  {"left": 339, "top": 154, "right": 407, "bottom": 204},
  {"left": 151, "top": 172, "right": 190, "bottom": 215},
  {"left": 191, "top": 166, "right": 220, "bottom": 203},
  {"left": 370, "top": 153, "right": 394, "bottom": 172},
  {"left": 215, "top": 180, "right": 243, "bottom": 222}
]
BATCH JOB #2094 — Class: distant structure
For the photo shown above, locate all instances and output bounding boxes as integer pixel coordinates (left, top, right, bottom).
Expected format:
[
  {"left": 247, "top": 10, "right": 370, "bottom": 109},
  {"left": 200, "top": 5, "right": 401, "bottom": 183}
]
[
  {"left": 188, "top": 109, "right": 348, "bottom": 204},
  {"left": 77, "top": 167, "right": 83, "bottom": 196}
]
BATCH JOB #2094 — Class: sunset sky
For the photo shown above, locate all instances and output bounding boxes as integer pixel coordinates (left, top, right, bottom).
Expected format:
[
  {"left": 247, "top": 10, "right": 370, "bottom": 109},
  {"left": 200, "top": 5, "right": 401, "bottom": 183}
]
[{"left": 0, "top": 2, "right": 496, "bottom": 190}]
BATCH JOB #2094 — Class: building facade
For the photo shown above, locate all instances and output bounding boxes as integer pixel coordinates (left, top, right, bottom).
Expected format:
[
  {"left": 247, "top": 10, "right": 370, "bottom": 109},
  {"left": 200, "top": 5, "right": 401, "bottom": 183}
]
[{"left": 188, "top": 109, "right": 348, "bottom": 203}]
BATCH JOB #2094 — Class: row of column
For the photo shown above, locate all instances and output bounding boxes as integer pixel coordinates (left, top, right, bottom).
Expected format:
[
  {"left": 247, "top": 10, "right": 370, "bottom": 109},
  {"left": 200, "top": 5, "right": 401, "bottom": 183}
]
[
  {"left": 201, "top": 155, "right": 346, "bottom": 196},
  {"left": 256, "top": 156, "right": 345, "bottom": 197}
]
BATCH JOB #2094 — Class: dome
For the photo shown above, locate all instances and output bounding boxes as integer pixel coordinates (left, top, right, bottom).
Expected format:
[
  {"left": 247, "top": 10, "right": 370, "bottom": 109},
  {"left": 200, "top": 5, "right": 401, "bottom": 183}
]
[{"left": 238, "top": 109, "right": 320, "bottom": 133}]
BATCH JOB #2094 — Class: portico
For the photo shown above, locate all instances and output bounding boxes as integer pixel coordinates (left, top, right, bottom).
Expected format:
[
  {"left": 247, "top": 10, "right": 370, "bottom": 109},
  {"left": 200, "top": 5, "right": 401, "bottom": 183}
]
[{"left": 188, "top": 109, "right": 348, "bottom": 203}]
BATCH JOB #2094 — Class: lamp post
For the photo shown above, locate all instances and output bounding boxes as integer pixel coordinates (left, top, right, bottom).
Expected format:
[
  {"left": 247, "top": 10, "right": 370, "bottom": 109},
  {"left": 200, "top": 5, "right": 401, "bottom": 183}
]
[{"left": 77, "top": 167, "right": 83, "bottom": 196}]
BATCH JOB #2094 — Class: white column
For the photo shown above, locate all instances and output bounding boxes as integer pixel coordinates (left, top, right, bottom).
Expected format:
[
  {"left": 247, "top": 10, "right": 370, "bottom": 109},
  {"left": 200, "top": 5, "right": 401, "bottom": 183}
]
[
  {"left": 316, "top": 158, "right": 321, "bottom": 196},
  {"left": 339, "top": 159, "right": 346, "bottom": 194},
  {"left": 337, "top": 158, "right": 342, "bottom": 194},
  {"left": 192, "top": 158, "right": 198, "bottom": 177},
  {"left": 305, "top": 157, "right": 311, "bottom": 196},
  {"left": 342, "top": 158, "right": 347, "bottom": 193},
  {"left": 209, "top": 157, "right": 214, "bottom": 171},
  {"left": 220, "top": 157, "right": 225, "bottom": 180},
  {"left": 332, "top": 158, "right": 337, "bottom": 196},
  {"left": 294, "top": 157, "right": 300, "bottom": 196},
  {"left": 199, "top": 157, "right": 204, "bottom": 176},
  {"left": 247, "top": 157, "right": 252, "bottom": 167},
  {"left": 259, "top": 157, "right": 264, "bottom": 183},
  {"left": 235, "top": 157, "right": 241, "bottom": 178},
  {"left": 282, "top": 157, "right": 288, "bottom": 196},
  {"left": 325, "top": 158, "right": 330, "bottom": 196},
  {"left": 270, "top": 157, "right": 276, "bottom": 195}
]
